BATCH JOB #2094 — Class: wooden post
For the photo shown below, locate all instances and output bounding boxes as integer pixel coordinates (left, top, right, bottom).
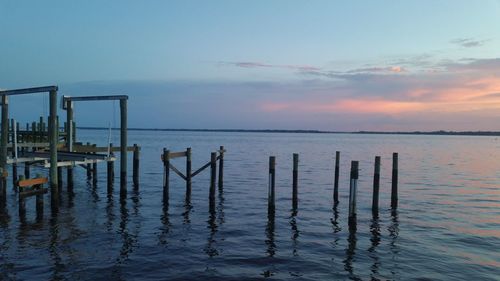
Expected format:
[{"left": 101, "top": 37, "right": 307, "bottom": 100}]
[
  {"left": 11, "top": 120, "right": 17, "bottom": 190},
  {"left": 186, "top": 147, "right": 192, "bottom": 195},
  {"left": 133, "top": 144, "right": 139, "bottom": 187},
  {"left": 218, "top": 146, "right": 224, "bottom": 190},
  {"left": 391, "top": 152, "right": 398, "bottom": 209},
  {"left": 24, "top": 162, "right": 30, "bottom": 179},
  {"left": 119, "top": 99, "right": 127, "bottom": 198},
  {"left": 49, "top": 89, "right": 58, "bottom": 210},
  {"left": 268, "top": 156, "right": 276, "bottom": 214},
  {"left": 0, "top": 95, "right": 8, "bottom": 206},
  {"left": 107, "top": 143, "right": 114, "bottom": 193},
  {"left": 35, "top": 173, "right": 44, "bottom": 216},
  {"left": 372, "top": 156, "right": 381, "bottom": 215},
  {"left": 86, "top": 142, "right": 92, "bottom": 179},
  {"left": 57, "top": 166, "right": 63, "bottom": 192},
  {"left": 18, "top": 175, "right": 26, "bottom": 218},
  {"left": 92, "top": 144, "right": 97, "bottom": 185},
  {"left": 66, "top": 100, "right": 74, "bottom": 187},
  {"left": 333, "top": 151, "right": 340, "bottom": 205},
  {"left": 162, "top": 149, "right": 170, "bottom": 204},
  {"left": 348, "top": 161, "right": 359, "bottom": 228},
  {"left": 292, "top": 153, "right": 299, "bottom": 210},
  {"left": 31, "top": 121, "right": 36, "bottom": 144},
  {"left": 209, "top": 152, "right": 217, "bottom": 213}
]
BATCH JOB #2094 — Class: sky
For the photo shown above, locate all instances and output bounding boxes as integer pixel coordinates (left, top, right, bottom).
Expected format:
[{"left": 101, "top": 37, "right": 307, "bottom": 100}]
[{"left": 1, "top": 0, "right": 500, "bottom": 131}]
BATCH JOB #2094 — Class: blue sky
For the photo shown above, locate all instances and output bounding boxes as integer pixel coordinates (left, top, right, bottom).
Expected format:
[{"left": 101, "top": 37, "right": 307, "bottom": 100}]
[{"left": 1, "top": 1, "right": 500, "bottom": 130}]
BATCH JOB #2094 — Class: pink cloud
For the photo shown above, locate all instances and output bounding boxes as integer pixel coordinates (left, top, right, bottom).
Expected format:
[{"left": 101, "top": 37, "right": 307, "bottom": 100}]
[{"left": 222, "top": 61, "right": 322, "bottom": 71}]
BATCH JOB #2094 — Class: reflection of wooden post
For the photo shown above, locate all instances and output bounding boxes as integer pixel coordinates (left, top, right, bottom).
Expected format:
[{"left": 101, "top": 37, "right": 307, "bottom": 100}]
[
  {"left": 49, "top": 89, "right": 58, "bottom": 210},
  {"left": 57, "top": 166, "right": 63, "bottom": 193},
  {"left": 162, "top": 149, "right": 170, "bottom": 204},
  {"left": 218, "top": 146, "right": 224, "bottom": 190},
  {"left": 86, "top": 142, "right": 92, "bottom": 179},
  {"left": 348, "top": 161, "right": 359, "bottom": 228},
  {"left": 133, "top": 144, "right": 139, "bottom": 187},
  {"left": 92, "top": 145, "right": 97, "bottom": 185},
  {"left": 268, "top": 156, "right": 276, "bottom": 214},
  {"left": 391, "top": 153, "right": 398, "bottom": 209},
  {"left": 209, "top": 152, "right": 217, "bottom": 213},
  {"left": 24, "top": 162, "right": 30, "bottom": 179},
  {"left": 333, "top": 151, "right": 340, "bottom": 205},
  {"left": 186, "top": 147, "right": 192, "bottom": 195},
  {"left": 18, "top": 175, "right": 26, "bottom": 217},
  {"left": 372, "top": 156, "right": 381, "bottom": 215},
  {"left": 292, "top": 153, "right": 299, "bottom": 210}
]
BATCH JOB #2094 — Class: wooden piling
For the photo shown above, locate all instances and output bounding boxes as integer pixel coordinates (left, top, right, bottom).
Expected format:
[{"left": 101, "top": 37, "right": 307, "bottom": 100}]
[
  {"left": 11, "top": 120, "right": 17, "bottom": 189},
  {"left": 57, "top": 167, "right": 63, "bottom": 192},
  {"left": 0, "top": 95, "right": 8, "bottom": 204},
  {"left": 186, "top": 147, "right": 192, "bottom": 195},
  {"left": 292, "top": 153, "right": 299, "bottom": 210},
  {"left": 218, "top": 146, "right": 224, "bottom": 190},
  {"left": 66, "top": 99, "right": 74, "bottom": 188},
  {"left": 334, "top": 151, "right": 340, "bottom": 205},
  {"left": 133, "top": 144, "right": 139, "bottom": 187},
  {"left": 162, "top": 149, "right": 170, "bottom": 204},
  {"left": 119, "top": 98, "right": 127, "bottom": 198},
  {"left": 372, "top": 156, "right": 381, "bottom": 215},
  {"left": 86, "top": 142, "right": 92, "bottom": 179},
  {"left": 268, "top": 156, "right": 276, "bottom": 214},
  {"left": 24, "top": 162, "right": 30, "bottom": 179},
  {"left": 92, "top": 144, "right": 98, "bottom": 185},
  {"left": 391, "top": 152, "right": 398, "bottom": 209},
  {"left": 18, "top": 175, "right": 26, "bottom": 217},
  {"left": 348, "top": 161, "right": 359, "bottom": 227},
  {"left": 49, "top": 89, "right": 58, "bottom": 210},
  {"left": 107, "top": 143, "right": 114, "bottom": 193},
  {"left": 209, "top": 152, "right": 217, "bottom": 213}
]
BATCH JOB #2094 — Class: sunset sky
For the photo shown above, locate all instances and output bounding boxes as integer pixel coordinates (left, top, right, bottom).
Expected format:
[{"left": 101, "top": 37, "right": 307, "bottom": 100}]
[{"left": 1, "top": 0, "right": 500, "bottom": 131}]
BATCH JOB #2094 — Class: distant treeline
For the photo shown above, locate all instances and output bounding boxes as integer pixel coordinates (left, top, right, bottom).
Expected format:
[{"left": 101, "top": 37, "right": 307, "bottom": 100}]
[{"left": 78, "top": 127, "right": 500, "bottom": 136}]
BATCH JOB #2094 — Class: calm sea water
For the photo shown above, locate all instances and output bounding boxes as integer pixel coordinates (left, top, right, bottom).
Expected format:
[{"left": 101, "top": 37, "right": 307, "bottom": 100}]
[{"left": 0, "top": 130, "right": 499, "bottom": 280}]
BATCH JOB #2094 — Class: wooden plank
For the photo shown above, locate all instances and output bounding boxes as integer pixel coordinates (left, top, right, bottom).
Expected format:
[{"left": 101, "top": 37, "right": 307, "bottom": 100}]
[
  {"left": 18, "top": 177, "right": 48, "bottom": 187},
  {"left": 65, "top": 95, "right": 128, "bottom": 101},
  {"left": 191, "top": 161, "right": 211, "bottom": 178},
  {"left": 72, "top": 144, "right": 136, "bottom": 153},
  {"left": 0, "top": 86, "right": 58, "bottom": 96},
  {"left": 168, "top": 163, "right": 187, "bottom": 180}
]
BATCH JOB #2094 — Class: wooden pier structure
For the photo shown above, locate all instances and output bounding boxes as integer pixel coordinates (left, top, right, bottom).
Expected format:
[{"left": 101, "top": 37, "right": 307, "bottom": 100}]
[{"left": 0, "top": 86, "right": 140, "bottom": 214}]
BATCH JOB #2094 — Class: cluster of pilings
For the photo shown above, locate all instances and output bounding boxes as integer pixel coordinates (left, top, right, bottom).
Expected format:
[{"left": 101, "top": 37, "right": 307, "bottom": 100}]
[
  {"left": 0, "top": 86, "right": 139, "bottom": 215},
  {"left": 161, "top": 146, "right": 225, "bottom": 213},
  {"left": 267, "top": 151, "right": 399, "bottom": 229}
]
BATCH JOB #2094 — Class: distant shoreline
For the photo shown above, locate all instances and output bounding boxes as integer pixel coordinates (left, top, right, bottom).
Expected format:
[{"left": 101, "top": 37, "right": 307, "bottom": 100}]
[{"left": 76, "top": 127, "right": 500, "bottom": 136}]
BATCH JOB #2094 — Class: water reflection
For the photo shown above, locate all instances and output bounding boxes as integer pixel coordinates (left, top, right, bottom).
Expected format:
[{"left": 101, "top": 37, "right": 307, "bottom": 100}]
[
  {"left": 116, "top": 199, "right": 134, "bottom": 264},
  {"left": 265, "top": 213, "right": 276, "bottom": 257},
  {"left": 369, "top": 218, "right": 381, "bottom": 280},
  {"left": 343, "top": 222, "right": 358, "bottom": 280},
  {"left": 204, "top": 211, "right": 219, "bottom": 257},
  {"left": 183, "top": 193, "right": 192, "bottom": 224},
  {"left": 106, "top": 193, "right": 115, "bottom": 232},
  {"left": 289, "top": 209, "right": 299, "bottom": 256},
  {"left": 388, "top": 210, "right": 400, "bottom": 279},
  {"left": 158, "top": 202, "right": 170, "bottom": 245},
  {"left": 49, "top": 213, "right": 64, "bottom": 281}
]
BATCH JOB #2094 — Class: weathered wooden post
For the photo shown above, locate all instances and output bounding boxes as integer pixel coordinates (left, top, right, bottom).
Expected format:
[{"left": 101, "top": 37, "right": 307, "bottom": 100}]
[
  {"left": 292, "top": 153, "right": 299, "bottom": 210},
  {"left": 66, "top": 99, "right": 74, "bottom": 188},
  {"left": 86, "top": 142, "right": 92, "bottom": 179},
  {"left": 57, "top": 166, "right": 63, "bottom": 192},
  {"left": 268, "top": 156, "right": 276, "bottom": 214},
  {"left": 31, "top": 121, "right": 36, "bottom": 144},
  {"left": 107, "top": 143, "right": 114, "bottom": 193},
  {"left": 92, "top": 144, "right": 98, "bottom": 185},
  {"left": 119, "top": 98, "right": 127, "bottom": 198},
  {"left": 333, "top": 151, "right": 340, "bottom": 205},
  {"left": 11, "top": 119, "right": 18, "bottom": 189},
  {"left": 133, "top": 144, "right": 139, "bottom": 187},
  {"left": 0, "top": 95, "right": 8, "bottom": 206},
  {"left": 18, "top": 175, "right": 26, "bottom": 217},
  {"left": 218, "top": 146, "right": 224, "bottom": 190},
  {"left": 49, "top": 89, "right": 59, "bottom": 210},
  {"left": 24, "top": 162, "right": 30, "bottom": 179},
  {"left": 391, "top": 152, "right": 398, "bottom": 209},
  {"left": 185, "top": 147, "right": 192, "bottom": 195},
  {"left": 209, "top": 152, "right": 217, "bottom": 213},
  {"left": 372, "top": 156, "right": 381, "bottom": 215},
  {"left": 162, "top": 148, "right": 170, "bottom": 204},
  {"left": 348, "top": 161, "right": 359, "bottom": 228}
]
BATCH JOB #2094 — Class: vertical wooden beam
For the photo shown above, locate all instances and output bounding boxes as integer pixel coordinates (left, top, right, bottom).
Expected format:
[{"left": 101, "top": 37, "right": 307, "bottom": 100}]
[
  {"left": 107, "top": 143, "right": 114, "bottom": 194},
  {"left": 0, "top": 95, "right": 8, "bottom": 206},
  {"left": 119, "top": 99, "right": 127, "bottom": 198},
  {"left": 86, "top": 142, "right": 92, "bottom": 180},
  {"left": 24, "top": 162, "right": 30, "bottom": 179},
  {"left": 348, "top": 161, "right": 359, "bottom": 228},
  {"left": 333, "top": 151, "right": 340, "bottom": 205},
  {"left": 18, "top": 175, "right": 26, "bottom": 218},
  {"left": 132, "top": 144, "right": 139, "bottom": 187},
  {"left": 186, "top": 147, "right": 192, "bottom": 195},
  {"left": 292, "top": 153, "right": 299, "bottom": 210},
  {"left": 391, "top": 152, "right": 398, "bottom": 209},
  {"left": 57, "top": 166, "right": 63, "bottom": 194},
  {"left": 162, "top": 148, "right": 170, "bottom": 204},
  {"left": 11, "top": 120, "right": 17, "bottom": 189},
  {"left": 218, "top": 146, "right": 224, "bottom": 190},
  {"left": 372, "top": 156, "right": 381, "bottom": 215},
  {"left": 92, "top": 144, "right": 97, "bottom": 185},
  {"left": 209, "top": 152, "right": 217, "bottom": 213},
  {"left": 66, "top": 100, "right": 74, "bottom": 188},
  {"left": 268, "top": 156, "right": 276, "bottom": 214},
  {"left": 49, "top": 89, "right": 58, "bottom": 210}
]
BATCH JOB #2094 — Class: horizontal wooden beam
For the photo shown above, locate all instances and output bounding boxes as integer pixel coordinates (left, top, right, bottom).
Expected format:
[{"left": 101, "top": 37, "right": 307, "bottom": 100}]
[
  {"left": 20, "top": 188, "right": 48, "bottom": 198},
  {"left": 0, "top": 86, "right": 58, "bottom": 96},
  {"left": 64, "top": 95, "right": 128, "bottom": 102},
  {"left": 18, "top": 177, "right": 48, "bottom": 187},
  {"left": 72, "top": 144, "right": 137, "bottom": 153}
]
